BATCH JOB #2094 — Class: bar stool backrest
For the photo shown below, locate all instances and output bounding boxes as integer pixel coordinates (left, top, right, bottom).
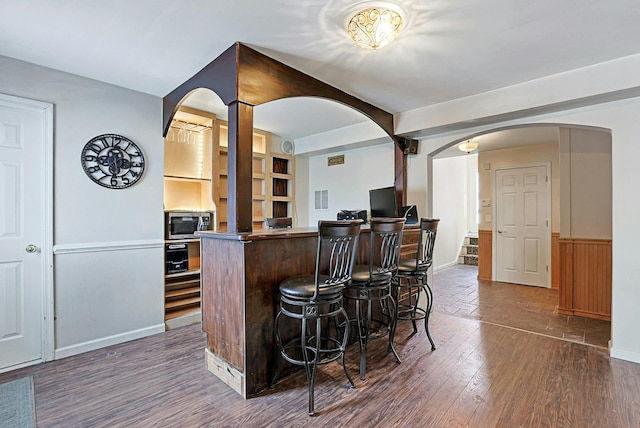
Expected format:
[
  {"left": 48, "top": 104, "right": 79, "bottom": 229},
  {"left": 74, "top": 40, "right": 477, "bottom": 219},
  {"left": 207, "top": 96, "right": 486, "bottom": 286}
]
[
  {"left": 314, "top": 220, "right": 363, "bottom": 300},
  {"left": 415, "top": 218, "right": 440, "bottom": 271},
  {"left": 265, "top": 217, "right": 293, "bottom": 229},
  {"left": 369, "top": 217, "right": 406, "bottom": 277}
]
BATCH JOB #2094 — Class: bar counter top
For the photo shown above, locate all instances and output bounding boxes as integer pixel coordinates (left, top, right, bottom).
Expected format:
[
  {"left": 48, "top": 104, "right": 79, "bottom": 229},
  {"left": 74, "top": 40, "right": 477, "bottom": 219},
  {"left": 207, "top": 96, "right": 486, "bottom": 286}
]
[{"left": 197, "top": 226, "right": 319, "bottom": 241}]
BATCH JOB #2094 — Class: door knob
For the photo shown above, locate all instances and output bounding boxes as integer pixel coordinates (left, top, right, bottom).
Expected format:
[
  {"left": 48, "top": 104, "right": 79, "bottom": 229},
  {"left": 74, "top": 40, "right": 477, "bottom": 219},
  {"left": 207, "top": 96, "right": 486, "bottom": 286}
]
[
  {"left": 497, "top": 230, "right": 504, "bottom": 234},
  {"left": 25, "top": 244, "right": 38, "bottom": 253}
]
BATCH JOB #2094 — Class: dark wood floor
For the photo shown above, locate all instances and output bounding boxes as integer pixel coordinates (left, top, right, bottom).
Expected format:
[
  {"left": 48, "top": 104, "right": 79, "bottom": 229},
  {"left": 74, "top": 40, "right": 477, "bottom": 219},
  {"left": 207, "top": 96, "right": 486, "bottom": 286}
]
[
  {"left": 435, "top": 265, "right": 611, "bottom": 348},
  {"left": 1, "top": 266, "right": 636, "bottom": 427}
]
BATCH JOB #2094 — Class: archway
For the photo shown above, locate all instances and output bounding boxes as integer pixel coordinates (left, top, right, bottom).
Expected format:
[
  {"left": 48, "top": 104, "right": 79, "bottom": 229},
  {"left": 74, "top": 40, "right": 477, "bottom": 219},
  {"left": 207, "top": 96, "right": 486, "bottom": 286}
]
[{"left": 430, "top": 123, "right": 612, "bottom": 329}]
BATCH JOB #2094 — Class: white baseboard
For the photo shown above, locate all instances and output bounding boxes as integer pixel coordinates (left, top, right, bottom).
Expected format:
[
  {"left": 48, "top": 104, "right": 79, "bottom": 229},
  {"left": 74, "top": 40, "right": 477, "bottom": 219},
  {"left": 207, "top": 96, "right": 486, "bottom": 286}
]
[
  {"left": 434, "top": 260, "right": 460, "bottom": 272},
  {"left": 54, "top": 323, "right": 166, "bottom": 359},
  {"left": 610, "top": 346, "right": 640, "bottom": 364}
]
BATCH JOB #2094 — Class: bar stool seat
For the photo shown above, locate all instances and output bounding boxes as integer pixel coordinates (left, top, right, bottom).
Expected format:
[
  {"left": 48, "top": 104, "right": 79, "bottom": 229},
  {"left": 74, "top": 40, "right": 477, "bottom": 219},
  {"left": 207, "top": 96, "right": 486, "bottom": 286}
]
[
  {"left": 394, "top": 218, "right": 439, "bottom": 351},
  {"left": 271, "top": 220, "right": 362, "bottom": 416},
  {"left": 344, "top": 217, "right": 405, "bottom": 380},
  {"left": 279, "top": 275, "right": 344, "bottom": 299}
]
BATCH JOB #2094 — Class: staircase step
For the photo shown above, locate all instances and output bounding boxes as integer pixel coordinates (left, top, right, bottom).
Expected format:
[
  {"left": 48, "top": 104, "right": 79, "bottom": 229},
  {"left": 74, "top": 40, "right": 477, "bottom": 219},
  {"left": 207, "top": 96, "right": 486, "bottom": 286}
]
[{"left": 463, "top": 255, "right": 478, "bottom": 266}]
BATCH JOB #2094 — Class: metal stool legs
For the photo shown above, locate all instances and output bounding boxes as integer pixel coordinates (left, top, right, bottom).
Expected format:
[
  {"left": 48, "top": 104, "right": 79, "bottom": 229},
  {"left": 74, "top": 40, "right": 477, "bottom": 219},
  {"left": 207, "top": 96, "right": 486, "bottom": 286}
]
[
  {"left": 395, "top": 274, "right": 436, "bottom": 351},
  {"left": 348, "top": 286, "right": 401, "bottom": 380},
  {"left": 271, "top": 300, "right": 354, "bottom": 415}
]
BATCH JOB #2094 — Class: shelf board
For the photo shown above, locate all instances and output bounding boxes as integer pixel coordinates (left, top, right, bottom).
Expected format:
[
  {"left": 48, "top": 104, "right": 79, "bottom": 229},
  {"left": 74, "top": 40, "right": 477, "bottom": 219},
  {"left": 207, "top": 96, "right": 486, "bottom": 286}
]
[
  {"left": 165, "top": 296, "right": 201, "bottom": 310},
  {"left": 164, "top": 175, "right": 212, "bottom": 182},
  {"left": 164, "top": 306, "right": 201, "bottom": 322},
  {"left": 271, "top": 173, "right": 292, "bottom": 180},
  {"left": 165, "top": 269, "right": 200, "bottom": 279},
  {"left": 165, "top": 286, "right": 200, "bottom": 299},
  {"left": 252, "top": 194, "right": 265, "bottom": 201},
  {"left": 271, "top": 196, "right": 293, "bottom": 202},
  {"left": 217, "top": 148, "right": 265, "bottom": 158},
  {"left": 218, "top": 171, "right": 266, "bottom": 179},
  {"left": 165, "top": 277, "right": 200, "bottom": 290},
  {"left": 164, "top": 238, "right": 200, "bottom": 244}
]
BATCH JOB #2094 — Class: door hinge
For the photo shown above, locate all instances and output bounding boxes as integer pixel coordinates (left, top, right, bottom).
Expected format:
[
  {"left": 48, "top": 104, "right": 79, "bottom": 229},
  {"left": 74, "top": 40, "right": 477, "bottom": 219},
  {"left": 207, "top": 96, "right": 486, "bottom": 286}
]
[
  {"left": 546, "top": 220, "right": 549, "bottom": 227},
  {"left": 546, "top": 175, "right": 548, "bottom": 182},
  {"left": 546, "top": 265, "right": 549, "bottom": 272}
]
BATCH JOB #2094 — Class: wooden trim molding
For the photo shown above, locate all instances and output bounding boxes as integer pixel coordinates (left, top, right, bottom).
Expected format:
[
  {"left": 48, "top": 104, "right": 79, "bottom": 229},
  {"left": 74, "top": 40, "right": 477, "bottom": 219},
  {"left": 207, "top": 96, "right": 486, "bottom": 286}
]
[
  {"left": 477, "top": 230, "right": 492, "bottom": 281},
  {"left": 551, "top": 232, "right": 560, "bottom": 290},
  {"left": 558, "top": 237, "right": 612, "bottom": 321}
]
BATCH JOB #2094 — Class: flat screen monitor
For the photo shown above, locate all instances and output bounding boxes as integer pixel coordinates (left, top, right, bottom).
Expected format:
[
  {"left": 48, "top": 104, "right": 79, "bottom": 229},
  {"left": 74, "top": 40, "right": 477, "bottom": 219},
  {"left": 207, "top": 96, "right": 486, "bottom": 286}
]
[{"left": 369, "top": 186, "right": 398, "bottom": 218}]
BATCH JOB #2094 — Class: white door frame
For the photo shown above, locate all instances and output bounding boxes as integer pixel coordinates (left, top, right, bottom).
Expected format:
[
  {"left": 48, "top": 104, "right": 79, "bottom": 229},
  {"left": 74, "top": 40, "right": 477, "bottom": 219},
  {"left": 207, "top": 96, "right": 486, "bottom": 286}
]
[
  {"left": 492, "top": 162, "right": 552, "bottom": 287},
  {"left": 0, "top": 93, "right": 54, "bottom": 368}
]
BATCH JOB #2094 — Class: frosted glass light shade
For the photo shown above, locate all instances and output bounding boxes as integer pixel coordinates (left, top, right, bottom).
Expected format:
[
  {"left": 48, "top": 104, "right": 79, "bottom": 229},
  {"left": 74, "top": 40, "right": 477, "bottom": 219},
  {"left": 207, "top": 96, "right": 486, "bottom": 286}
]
[
  {"left": 348, "top": 7, "right": 403, "bottom": 50},
  {"left": 458, "top": 140, "right": 479, "bottom": 153}
]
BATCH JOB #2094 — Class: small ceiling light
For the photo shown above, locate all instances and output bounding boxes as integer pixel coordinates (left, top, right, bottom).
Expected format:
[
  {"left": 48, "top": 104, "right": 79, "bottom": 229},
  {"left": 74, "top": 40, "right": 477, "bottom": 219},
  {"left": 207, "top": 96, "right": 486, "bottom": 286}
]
[
  {"left": 348, "top": 7, "right": 403, "bottom": 50},
  {"left": 458, "top": 140, "right": 479, "bottom": 153}
]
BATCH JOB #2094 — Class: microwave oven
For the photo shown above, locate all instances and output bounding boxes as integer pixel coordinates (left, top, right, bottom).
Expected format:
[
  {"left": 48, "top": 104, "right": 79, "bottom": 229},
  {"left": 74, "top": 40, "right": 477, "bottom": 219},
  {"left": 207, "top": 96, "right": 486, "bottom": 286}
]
[{"left": 165, "top": 211, "right": 212, "bottom": 240}]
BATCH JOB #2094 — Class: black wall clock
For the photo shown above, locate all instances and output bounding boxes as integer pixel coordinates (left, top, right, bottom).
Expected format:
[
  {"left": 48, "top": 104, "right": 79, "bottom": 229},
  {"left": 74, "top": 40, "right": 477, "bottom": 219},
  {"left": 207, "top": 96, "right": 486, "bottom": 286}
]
[{"left": 81, "top": 134, "right": 145, "bottom": 189}]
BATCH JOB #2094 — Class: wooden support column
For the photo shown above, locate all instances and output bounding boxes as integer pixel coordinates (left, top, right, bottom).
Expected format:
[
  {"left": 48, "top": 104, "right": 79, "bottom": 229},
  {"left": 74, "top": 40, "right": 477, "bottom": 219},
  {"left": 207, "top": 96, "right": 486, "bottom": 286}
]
[
  {"left": 227, "top": 101, "right": 254, "bottom": 233},
  {"left": 394, "top": 140, "right": 406, "bottom": 207}
]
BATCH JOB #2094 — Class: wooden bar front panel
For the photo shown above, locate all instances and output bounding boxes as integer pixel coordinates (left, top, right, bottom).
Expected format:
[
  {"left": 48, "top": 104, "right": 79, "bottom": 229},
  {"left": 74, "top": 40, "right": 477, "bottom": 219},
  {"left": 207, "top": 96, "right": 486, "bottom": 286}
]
[
  {"left": 200, "top": 231, "right": 319, "bottom": 397},
  {"left": 201, "top": 237, "right": 245, "bottom": 371}
]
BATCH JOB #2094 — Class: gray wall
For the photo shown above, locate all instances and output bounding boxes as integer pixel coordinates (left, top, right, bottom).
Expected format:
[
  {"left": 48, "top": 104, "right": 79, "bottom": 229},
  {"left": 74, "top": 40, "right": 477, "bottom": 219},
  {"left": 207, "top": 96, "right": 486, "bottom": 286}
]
[{"left": 0, "top": 56, "right": 165, "bottom": 356}]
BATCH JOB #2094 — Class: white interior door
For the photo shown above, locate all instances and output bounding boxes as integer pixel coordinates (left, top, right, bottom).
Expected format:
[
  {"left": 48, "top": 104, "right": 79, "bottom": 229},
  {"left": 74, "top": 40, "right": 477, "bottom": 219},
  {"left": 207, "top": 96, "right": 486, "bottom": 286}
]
[
  {"left": 495, "top": 165, "right": 550, "bottom": 288},
  {"left": 0, "top": 94, "right": 52, "bottom": 371}
]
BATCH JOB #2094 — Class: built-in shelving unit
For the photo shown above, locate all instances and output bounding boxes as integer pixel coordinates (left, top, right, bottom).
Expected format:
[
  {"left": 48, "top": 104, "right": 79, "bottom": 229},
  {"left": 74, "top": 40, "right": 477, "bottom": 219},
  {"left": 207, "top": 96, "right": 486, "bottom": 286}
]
[
  {"left": 164, "top": 237, "right": 201, "bottom": 321},
  {"left": 163, "top": 108, "right": 295, "bottom": 325},
  {"left": 270, "top": 154, "right": 294, "bottom": 218},
  {"left": 213, "top": 121, "right": 273, "bottom": 231},
  {"left": 163, "top": 107, "right": 215, "bottom": 325}
]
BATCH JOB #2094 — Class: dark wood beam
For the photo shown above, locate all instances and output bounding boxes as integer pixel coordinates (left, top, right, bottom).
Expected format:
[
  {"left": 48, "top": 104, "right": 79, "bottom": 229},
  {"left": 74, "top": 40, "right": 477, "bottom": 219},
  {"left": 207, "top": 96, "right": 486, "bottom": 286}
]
[
  {"left": 162, "top": 44, "right": 238, "bottom": 137},
  {"left": 162, "top": 41, "right": 404, "bottom": 233},
  {"left": 226, "top": 101, "right": 254, "bottom": 233},
  {"left": 234, "top": 43, "right": 395, "bottom": 139}
]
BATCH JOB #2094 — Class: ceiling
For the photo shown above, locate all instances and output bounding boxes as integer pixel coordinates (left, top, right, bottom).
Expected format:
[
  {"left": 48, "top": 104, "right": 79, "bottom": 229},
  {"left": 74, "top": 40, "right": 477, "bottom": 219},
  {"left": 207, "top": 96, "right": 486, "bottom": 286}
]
[{"left": 2, "top": 0, "right": 639, "bottom": 150}]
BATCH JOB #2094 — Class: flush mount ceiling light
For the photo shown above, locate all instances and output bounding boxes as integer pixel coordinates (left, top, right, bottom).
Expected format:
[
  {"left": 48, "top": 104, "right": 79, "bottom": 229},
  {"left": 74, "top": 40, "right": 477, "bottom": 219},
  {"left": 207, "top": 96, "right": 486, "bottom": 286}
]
[
  {"left": 458, "top": 140, "right": 479, "bottom": 153},
  {"left": 348, "top": 7, "right": 403, "bottom": 50}
]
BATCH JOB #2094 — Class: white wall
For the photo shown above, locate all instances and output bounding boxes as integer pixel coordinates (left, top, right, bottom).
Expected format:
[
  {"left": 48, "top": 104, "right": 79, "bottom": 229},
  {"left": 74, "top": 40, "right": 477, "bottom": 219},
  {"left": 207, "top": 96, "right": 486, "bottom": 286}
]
[
  {"left": 432, "top": 156, "right": 469, "bottom": 269},
  {"left": 306, "top": 143, "right": 395, "bottom": 226},
  {"left": 478, "top": 142, "right": 560, "bottom": 233},
  {"left": 403, "top": 99, "right": 640, "bottom": 364},
  {"left": 0, "top": 56, "right": 165, "bottom": 357}
]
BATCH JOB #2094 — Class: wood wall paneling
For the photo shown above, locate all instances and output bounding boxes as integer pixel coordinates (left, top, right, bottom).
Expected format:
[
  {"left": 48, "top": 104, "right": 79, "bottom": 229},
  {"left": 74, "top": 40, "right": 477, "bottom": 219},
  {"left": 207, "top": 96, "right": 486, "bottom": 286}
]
[
  {"left": 558, "top": 239, "right": 574, "bottom": 316},
  {"left": 477, "top": 230, "right": 492, "bottom": 281},
  {"left": 572, "top": 239, "right": 612, "bottom": 320},
  {"left": 558, "top": 238, "right": 611, "bottom": 321},
  {"left": 551, "top": 232, "right": 560, "bottom": 290}
]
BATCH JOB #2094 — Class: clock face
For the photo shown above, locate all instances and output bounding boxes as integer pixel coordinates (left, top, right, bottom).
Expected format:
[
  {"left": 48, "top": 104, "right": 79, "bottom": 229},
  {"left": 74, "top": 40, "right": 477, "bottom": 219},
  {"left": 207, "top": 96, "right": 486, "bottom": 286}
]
[{"left": 81, "top": 134, "right": 145, "bottom": 189}]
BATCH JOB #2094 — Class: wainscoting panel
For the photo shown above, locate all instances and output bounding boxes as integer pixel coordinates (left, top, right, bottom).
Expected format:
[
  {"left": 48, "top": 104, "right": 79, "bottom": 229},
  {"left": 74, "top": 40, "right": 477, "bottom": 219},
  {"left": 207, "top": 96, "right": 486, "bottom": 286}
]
[
  {"left": 552, "top": 233, "right": 560, "bottom": 290},
  {"left": 477, "top": 230, "right": 492, "bottom": 281},
  {"left": 558, "top": 238, "right": 612, "bottom": 321}
]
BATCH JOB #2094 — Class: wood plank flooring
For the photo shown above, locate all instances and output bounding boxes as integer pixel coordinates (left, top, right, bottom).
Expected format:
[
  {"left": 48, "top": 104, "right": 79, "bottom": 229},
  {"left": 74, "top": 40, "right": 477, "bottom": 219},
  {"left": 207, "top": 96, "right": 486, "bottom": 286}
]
[
  {"left": 435, "top": 265, "right": 611, "bottom": 348},
  {"left": 0, "top": 266, "right": 636, "bottom": 427}
]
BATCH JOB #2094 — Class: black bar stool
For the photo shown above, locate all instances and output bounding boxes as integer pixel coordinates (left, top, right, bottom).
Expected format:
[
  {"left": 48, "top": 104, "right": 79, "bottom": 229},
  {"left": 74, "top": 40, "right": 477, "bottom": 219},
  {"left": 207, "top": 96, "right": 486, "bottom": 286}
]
[
  {"left": 393, "top": 218, "right": 439, "bottom": 350},
  {"left": 271, "top": 219, "right": 362, "bottom": 416},
  {"left": 344, "top": 217, "right": 405, "bottom": 380},
  {"left": 265, "top": 217, "right": 292, "bottom": 229}
]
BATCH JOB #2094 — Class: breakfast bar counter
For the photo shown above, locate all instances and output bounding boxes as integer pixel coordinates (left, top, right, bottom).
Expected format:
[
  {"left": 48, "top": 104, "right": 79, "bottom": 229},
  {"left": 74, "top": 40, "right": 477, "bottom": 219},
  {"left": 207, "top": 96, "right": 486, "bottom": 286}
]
[
  {"left": 197, "top": 225, "right": 419, "bottom": 398},
  {"left": 198, "top": 227, "right": 324, "bottom": 398}
]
